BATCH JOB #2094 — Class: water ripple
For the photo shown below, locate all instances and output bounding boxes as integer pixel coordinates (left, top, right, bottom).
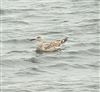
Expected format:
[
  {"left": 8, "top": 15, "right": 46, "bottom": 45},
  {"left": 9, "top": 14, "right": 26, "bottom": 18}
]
[{"left": 0, "top": 9, "right": 37, "bottom": 15}]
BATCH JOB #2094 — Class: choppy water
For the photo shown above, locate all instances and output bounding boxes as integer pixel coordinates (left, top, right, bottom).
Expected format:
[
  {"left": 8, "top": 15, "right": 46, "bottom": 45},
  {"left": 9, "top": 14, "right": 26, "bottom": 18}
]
[{"left": 0, "top": 0, "right": 100, "bottom": 92}]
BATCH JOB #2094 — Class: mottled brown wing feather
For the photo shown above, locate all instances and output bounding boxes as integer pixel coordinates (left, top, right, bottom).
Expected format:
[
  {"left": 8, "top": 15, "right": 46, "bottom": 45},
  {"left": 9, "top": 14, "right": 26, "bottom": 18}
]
[{"left": 44, "top": 40, "right": 62, "bottom": 49}]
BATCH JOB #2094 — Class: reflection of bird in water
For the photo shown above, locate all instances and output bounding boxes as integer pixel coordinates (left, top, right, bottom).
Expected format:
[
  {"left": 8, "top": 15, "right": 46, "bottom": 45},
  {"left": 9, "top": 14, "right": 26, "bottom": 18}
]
[{"left": 30, "top": 36, "right": 68, "bottom": 52}]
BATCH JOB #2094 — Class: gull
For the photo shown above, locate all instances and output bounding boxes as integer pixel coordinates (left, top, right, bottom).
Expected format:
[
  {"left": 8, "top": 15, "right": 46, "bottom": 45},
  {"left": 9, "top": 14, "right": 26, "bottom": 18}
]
[{"left": 30, "top": 36, "right": 68, "bottom": 52}]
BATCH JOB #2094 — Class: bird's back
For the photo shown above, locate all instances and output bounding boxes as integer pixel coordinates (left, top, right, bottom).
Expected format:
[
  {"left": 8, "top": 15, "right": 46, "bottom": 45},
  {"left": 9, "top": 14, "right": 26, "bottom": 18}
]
[{"left": 37, "top": 37, "right": 68, "bottom": 52}]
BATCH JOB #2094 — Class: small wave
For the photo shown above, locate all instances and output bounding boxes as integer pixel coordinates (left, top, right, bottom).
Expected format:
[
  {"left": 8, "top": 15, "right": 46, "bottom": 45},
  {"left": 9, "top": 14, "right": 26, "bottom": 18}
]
[
  {"left": 72, "top": 42, "right": 99, "bottom": 47},
  {"left": 0, "top": 9, "right": 36, "bottom": 15},
  {"left": 41, "top": 31, "right": 63, "bottom": 35},
  {"left": 71, "top": 64, "right": 88, "bottom": 69},
  {"left": 1, "top": 19, "right": 29, "bottom": 25},
  {"left": 27, "top": 57, "right": 39, "bottom": 64},
  {"left": 16, "top": 90, "right": 32, "bottom": 92},
  {"left": 48, "top": 63, "right": 69, "bottom": 68},
  {"left": 31, "top": 67, "right": 46, "bottom": 73},
  {"left": 87, "top": 48, "right": 100, "bottom": 55},
  {"left": 68, "top": 11, "right": 98, "bottom": 15},
  {"left": 84, "top": 84, "right": 99, "bottom": 90},
  {"left": 7, "top": 50, "right": 29, "bottom": 54},
  {"left": 17, "top": 66, "right": 48, "bottom": 75},
  {"left": 86, "top": 63, "right": 99, "bottom": 69},
  {"left": 67, "top": 51, "right": 79, "bottom": 55},
  {"left": 66, "top": 55, "right": 80, "bottom": 59},
  {"left": 51, "top": 6, "right": 67, "bottom": 9},
  {"left": 84, "top": 19, "right": 100, "bottom": 23},
  {"left": 1, "top": 38, "right": 32, "bottom": 43},
  {"left": 50, "top": 19, "right": 60, "bottom": 22},
  {"left": 67, "top": 48, "right": 99, "bottom": 56},
  {"left": 72, "top": 43, "right": 89, "bottom": 47},
  {"left": 76, "top": 23, "right": 97, "bottom": 28}
]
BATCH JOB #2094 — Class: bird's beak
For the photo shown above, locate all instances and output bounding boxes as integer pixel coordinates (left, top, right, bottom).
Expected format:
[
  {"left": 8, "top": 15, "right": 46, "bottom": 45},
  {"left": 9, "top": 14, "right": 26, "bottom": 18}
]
[{"left": 30, "top": 38, "right": 36, "bottom": 41}]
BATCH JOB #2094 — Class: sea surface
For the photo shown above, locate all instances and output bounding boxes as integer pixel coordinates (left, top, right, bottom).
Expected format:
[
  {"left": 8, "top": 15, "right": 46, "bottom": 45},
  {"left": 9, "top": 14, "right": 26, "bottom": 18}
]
[{"left": 0, "top": 0, "right": 100, "bottom": 92}]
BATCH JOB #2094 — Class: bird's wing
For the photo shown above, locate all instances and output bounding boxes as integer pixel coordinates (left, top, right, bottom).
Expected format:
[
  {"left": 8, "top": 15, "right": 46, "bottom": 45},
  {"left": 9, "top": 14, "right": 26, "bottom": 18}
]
[{"left": 43, "top": 40, "right": 62, "bottom": 50}]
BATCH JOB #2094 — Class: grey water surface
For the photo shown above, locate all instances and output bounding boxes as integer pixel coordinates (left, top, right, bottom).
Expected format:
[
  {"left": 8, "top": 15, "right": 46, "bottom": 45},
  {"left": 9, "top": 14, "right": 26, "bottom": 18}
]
[{"left": 0, "top": 0, "right": 100, "bottom": 92}]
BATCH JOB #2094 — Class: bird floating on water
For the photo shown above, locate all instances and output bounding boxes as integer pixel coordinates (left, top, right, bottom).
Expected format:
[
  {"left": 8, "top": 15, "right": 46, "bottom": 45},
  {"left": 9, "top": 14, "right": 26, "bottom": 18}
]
[{"left": 30, "top": 36, "right": 68, "bottom": 52}]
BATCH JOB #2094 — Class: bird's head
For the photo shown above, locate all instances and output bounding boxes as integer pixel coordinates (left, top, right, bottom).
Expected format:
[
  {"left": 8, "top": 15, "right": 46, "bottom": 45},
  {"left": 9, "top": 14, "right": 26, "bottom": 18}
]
[
  {"left": 30, "top": 36, "right": 43, "bottom": 42},
  {"left": 36, "top": 36, "right": 43, "bottom": 41}
]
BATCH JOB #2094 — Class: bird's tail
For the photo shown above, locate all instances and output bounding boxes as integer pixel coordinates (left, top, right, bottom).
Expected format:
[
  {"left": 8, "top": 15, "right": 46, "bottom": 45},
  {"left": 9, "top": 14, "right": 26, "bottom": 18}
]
[{"left": 61, "top": 37, "right": 68, "bottom": 43}]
